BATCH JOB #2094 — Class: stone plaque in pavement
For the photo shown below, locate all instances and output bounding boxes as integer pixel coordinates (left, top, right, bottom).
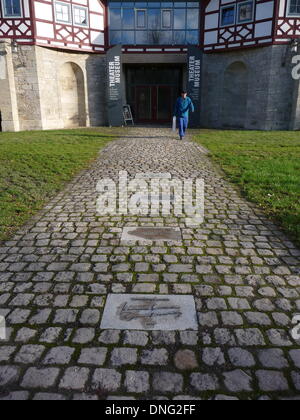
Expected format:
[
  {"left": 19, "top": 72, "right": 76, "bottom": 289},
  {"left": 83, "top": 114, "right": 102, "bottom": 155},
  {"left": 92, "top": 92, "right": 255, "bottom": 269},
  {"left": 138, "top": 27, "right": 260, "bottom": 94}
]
[
  {"left": 121, "top": 227, "right": 182, "bottom": 243},
  {"left": 100, "top": 294, "right": 198, "bottom": 330}
]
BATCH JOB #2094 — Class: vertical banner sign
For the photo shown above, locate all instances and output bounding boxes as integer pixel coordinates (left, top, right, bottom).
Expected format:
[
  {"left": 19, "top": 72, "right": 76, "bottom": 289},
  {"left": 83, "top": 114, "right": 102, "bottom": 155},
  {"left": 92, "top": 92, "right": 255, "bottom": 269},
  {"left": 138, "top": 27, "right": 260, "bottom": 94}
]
[
  {"left": 106, "top": 45, "right": 123, "bottom": 126},
  {"left": 187, "top": 46, "right": 203, "bottom": 128}
]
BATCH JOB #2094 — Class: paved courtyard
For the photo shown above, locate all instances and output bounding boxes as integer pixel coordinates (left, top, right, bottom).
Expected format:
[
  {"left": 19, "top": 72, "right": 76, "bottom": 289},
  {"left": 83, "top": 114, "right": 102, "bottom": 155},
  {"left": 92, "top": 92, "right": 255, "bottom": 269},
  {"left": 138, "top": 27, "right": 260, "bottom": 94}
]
[{"left": 0, "top": 127, "right": 300, "bottom": 400}]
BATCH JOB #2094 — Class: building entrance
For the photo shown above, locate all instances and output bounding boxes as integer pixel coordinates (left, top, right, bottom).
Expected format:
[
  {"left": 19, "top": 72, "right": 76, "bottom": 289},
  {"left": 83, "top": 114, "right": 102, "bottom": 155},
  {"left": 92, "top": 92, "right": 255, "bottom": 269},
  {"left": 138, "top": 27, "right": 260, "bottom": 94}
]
[
  {"left": 136, "top": 85, "right": 173, "bottom": 123},
  {"left": 126, "top": 65, "right": 183, "bottom": 124}
]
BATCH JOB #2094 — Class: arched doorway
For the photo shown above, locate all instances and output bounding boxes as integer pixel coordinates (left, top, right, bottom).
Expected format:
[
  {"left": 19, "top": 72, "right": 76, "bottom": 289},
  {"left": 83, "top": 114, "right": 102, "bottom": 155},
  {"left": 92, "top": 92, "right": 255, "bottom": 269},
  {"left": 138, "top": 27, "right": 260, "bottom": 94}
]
[
  {"left": 59, "top": 62, "right": 86, "bottom": 128},
  {"left": 221, "top": 62, "right": 248, "bottom": 128}
]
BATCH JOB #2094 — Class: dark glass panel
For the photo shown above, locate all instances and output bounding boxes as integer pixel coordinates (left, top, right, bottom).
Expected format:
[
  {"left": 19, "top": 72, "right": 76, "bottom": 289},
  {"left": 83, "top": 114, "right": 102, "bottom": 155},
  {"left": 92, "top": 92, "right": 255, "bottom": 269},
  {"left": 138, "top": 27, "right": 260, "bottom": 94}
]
[
  {"left": 137, "top": 87, "right": 152, "bottom": 120},
  {"left": 110, "top": 2, "right": 122, "bottom": 7},
  {"left": 159, "top": 30, "right": 173, "bottom": 44},
  {"left": 174, "top": 9, "right": 186, "bottom": 29},
  {"left": 123, "top": 8, "right": 135, "bottom": 28},
  {"left": 110, "top": 30, "right": 122, "bottom": 44},
  {"left": 186, "top": 30, "right": 198, "bottom": 44},
  {"left": 174, "top": 30, "right": 185, "bottom": 44},
  {"left": 148, "top": 2, "right": 161, "bottom": 7},
  {"left": 110, "top": 8, "right": 122, "bottom": 28},
  {"left": 187, "top": 8, "right": 198, "bottom": 29},
  {"left": 148, "top": 8, "right": 161, "bottom": 28},
  {"left": 157, "top": 86, "right": 172, "bottom": 120},
  {"left": 122, "top": 30, "right": 135, "bottom": 43},
  {"left": 136, "top": 30, "right": 148, "bottom": 44}
]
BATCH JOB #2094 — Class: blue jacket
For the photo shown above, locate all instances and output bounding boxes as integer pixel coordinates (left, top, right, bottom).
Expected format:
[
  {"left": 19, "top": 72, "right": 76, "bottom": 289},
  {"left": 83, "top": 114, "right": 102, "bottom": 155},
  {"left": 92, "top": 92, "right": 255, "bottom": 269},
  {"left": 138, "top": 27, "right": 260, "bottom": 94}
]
[{"left": 174, "top": 97, "right": 195, "bottom": 118}]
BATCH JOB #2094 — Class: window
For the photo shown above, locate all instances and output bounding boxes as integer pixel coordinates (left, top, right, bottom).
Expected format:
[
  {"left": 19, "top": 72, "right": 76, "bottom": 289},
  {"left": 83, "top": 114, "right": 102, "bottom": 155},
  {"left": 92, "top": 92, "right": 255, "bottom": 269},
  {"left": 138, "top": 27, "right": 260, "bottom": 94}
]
[
  {"left": 2, "top": 0, "right": 22, "bottom": 17},
  {"left": 220, "top": 5, "right": 236, "bottom": 27},
  {"left": 288, "top": 0, "right": 300, "bottom": 16},
  {"left": 55, "top": 1, "right": 71, "bottom": 23},
  {"left": 237, "top": 1, "right": 254, "bottom": 23},
  {"left": 162, "top": 9, "right": 172, "bottom": 28},
  {"left": 73, "top": 6, "right": 88, "bottom": 27},
  {"left": 108, "top": 1, "right": 200, "bottom": 46},
  {"left": 136, "top": 9, "right": 146, "bottom": 28}
]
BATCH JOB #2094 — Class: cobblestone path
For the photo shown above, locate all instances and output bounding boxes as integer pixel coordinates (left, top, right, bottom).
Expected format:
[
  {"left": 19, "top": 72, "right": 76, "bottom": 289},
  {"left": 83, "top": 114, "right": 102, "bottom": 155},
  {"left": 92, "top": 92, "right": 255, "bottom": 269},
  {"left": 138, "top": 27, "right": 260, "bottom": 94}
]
[{"left": 0, "top": 127, "right": 300, "bottom": 400}]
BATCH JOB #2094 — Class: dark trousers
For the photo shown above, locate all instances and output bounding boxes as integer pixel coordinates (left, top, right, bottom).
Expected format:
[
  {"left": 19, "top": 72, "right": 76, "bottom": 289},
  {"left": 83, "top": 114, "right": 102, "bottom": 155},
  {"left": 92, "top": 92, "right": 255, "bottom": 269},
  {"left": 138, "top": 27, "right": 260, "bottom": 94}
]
[{"left": 178, "top": 116, "right": 188, "bottom": 138}]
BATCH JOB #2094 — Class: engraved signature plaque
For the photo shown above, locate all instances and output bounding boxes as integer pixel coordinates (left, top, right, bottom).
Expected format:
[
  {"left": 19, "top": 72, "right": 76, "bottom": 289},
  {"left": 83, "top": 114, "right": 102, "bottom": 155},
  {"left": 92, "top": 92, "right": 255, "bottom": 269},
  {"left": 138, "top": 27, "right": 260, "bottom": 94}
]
[{"left": 100, "top": 294, "right": 198, "bottom": 330}]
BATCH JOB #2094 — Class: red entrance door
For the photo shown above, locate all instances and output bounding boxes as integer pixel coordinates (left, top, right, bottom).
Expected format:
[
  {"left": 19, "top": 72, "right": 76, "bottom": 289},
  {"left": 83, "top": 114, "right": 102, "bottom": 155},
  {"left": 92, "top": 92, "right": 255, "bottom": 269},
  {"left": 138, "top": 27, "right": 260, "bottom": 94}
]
[{"left": 136, "top": 86, "right": 172, "bottom": 123}]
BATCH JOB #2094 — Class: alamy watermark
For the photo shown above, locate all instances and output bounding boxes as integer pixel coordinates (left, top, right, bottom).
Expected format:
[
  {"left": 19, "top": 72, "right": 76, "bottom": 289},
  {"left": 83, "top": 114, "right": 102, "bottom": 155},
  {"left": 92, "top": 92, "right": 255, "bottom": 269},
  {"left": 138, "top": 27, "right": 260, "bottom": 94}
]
[
  {"left": 0, "top": 316, "right": 6, "bottom": 341},
  {"left": 291, "top": 314, "right": 300, "bottom": 340},
  {"left": 96, "top": 171, "right": 204, "bottom": 227},
  {"left": 292, "top": 55, "right": 300, "bottom": 80}
]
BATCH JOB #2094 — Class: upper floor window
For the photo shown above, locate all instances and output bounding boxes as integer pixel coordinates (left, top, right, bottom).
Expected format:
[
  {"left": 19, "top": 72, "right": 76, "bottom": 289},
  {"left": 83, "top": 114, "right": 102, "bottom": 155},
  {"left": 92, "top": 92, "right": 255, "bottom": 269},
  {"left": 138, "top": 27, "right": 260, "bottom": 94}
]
[
  {"left": 162, "top": 9, "right": 172, "bottom": 28},
  {"left": 73, "top": 6, "right": 88, "bottom": 26},
  {"left": 109, "top": 1, "right": 199, "bottom": 46},
  {"left": 220, "top": 5, "right": 235, "bottom": 27},
  {"left": 55, "top": 1, "right": 71, "bottom": 23},
  {"left": 136, "top": 9, "right": 146, "bottom": 28},
  {"left": 237, "top": 1, "right": 254, "bottom": 23},
  {"left": 288, "top": 0, "right": 300, "bottom": 16},
  {"left": 55, "top": 1, "right": 89, "bottom": 27},
  {"left": 2, "top": 0, "right": 22, "bottom": 17},
  {"left": 220, "top": 1, "right": 254, "bottom": 27}
]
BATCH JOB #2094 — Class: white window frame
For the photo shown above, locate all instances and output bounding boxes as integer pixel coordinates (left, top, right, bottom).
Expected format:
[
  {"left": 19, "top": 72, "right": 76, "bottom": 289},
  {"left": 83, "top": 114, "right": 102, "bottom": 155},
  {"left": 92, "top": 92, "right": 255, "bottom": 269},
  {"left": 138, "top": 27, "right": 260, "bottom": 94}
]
[
  {"left": 287, "top": 0, "right": 300, "bottom": 17},
  {"left": 135, "top": 8, "right": 147, "bottom": 29},
  {"left": 1, "top": 0, "right": 23, "bottom": 18},
  {"left": 237, "top": 0, "right": 254, "bottom": 24},
  {"left": 220, "top": 3, "right": 236, "bottom": 28},
  {"left": 73, "top": 5, "right": 89, "bottom": 28},
  {"left": 161, "top": 9, "right": 173, "bottom": 29},
  {"left": 55, "top": 1, "right": 72, "bottom": 24}
]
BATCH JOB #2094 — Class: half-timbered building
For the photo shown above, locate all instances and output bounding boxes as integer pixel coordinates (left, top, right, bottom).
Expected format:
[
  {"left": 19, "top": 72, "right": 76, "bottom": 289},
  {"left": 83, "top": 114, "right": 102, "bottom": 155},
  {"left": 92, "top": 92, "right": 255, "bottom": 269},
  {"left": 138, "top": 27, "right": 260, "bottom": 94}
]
[{"left": 0, "top": 0, "right": 299, "bottom": 131}]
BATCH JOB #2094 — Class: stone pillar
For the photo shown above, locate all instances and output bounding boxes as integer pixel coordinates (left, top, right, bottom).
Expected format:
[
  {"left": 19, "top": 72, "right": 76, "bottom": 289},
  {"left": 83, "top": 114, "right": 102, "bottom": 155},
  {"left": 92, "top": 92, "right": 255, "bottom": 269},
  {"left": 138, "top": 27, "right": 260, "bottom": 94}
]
[
  {"left": 0, "top": 40, "right": 20, "bottom": 132},
  {"left": 12, "top": 45, "right": 43, "bottom": 131}
]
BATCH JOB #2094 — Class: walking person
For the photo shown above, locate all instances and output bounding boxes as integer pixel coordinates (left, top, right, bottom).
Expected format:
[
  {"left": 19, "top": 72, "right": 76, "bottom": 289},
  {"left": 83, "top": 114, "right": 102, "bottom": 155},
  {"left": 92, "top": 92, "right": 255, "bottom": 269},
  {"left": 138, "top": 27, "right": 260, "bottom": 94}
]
[{"left": 173, "top": 90, "right": 195, "bottom": 140}]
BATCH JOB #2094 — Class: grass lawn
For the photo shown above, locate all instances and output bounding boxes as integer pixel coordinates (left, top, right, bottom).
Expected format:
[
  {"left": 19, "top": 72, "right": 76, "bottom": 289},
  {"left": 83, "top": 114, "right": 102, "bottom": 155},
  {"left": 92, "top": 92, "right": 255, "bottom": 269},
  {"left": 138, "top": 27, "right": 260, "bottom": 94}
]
[
  {"left": 0, "top": 128, "right": 116, "bottom": 241},
  {"left": 193, "top": 130, "right": 300, "bottom": 245}
]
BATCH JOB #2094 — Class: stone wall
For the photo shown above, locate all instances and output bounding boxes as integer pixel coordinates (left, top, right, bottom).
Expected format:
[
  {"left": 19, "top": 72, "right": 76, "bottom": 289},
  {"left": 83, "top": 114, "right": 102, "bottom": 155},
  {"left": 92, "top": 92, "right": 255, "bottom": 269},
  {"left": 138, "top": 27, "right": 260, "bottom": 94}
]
[
  {"left": 1, "top": 42, "right": 298, "bottom": 132},
  {"left": 35, "top": 47, "right": 107, "bottom": 130},
  {"left": 201, "top": 45, "right": 296, "bottom": 130},
  {"left": 0, "top": 44, "right": 107, "bottom": 132}
]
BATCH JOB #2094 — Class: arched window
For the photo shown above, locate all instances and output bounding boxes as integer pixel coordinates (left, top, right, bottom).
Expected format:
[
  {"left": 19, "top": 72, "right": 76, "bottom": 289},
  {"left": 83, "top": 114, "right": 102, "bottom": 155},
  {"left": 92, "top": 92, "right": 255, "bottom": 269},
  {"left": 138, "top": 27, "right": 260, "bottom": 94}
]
[{"left": 2, "top": 0, "right": 22, "bottom": 18}]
